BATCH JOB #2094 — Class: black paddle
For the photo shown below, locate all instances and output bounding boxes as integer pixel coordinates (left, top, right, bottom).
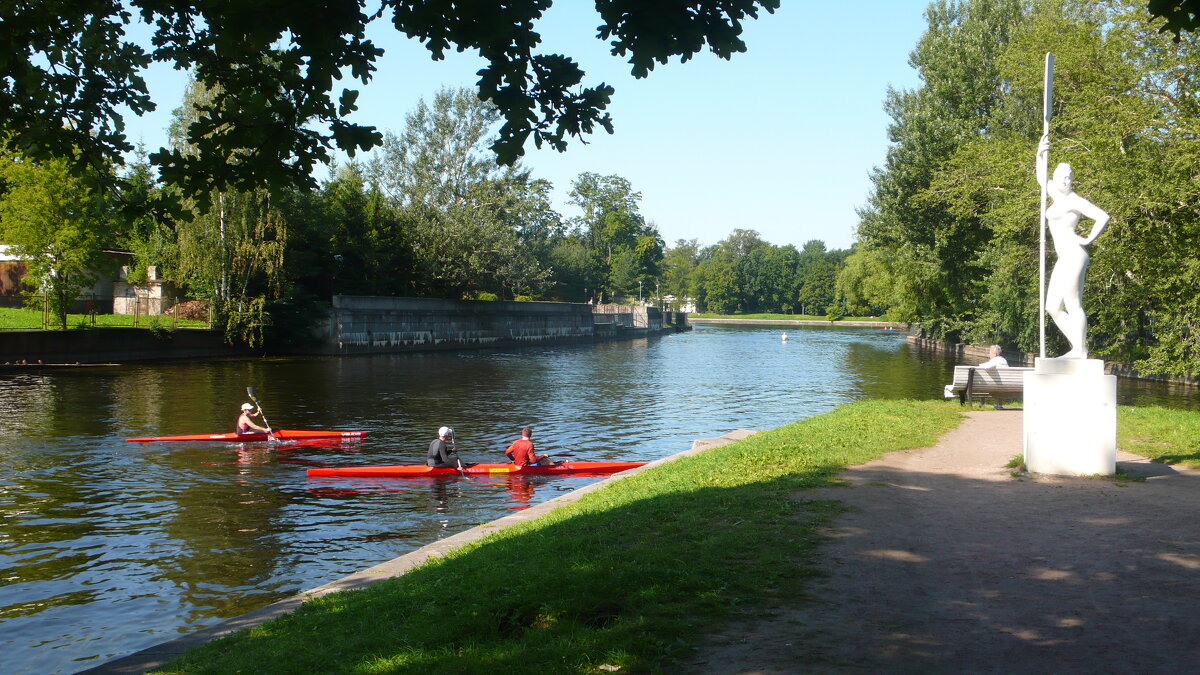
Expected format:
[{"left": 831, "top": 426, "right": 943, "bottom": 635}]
[
  {"left": 449, "top": 433, "right": 466, "bottom": 476},
  {"left": 245, "top": 386, "right": 277, "bottom": 442}
]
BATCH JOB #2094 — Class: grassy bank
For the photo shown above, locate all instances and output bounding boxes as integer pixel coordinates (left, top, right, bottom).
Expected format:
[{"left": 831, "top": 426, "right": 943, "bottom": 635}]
[
  {"left": 1118, "top": 405, "right": 1200, "bottom": 468},
  {"left": 154, "top": 400, "right": 963, "bottom": 675},
  {"left": 0, "top": 307, "right": 208, "bottom": 330},
  {"left": 689, "top": 311, "right": 883, "bottom": 322}
]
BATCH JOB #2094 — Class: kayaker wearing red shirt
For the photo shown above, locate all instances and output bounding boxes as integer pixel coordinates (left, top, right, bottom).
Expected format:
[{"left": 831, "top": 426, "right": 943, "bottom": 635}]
[
  {"left": 236, "top": 403, "right": 270, "bottom": 435},
  {"left": 505, "top": 427, "right": 553, "bottom": 466}
]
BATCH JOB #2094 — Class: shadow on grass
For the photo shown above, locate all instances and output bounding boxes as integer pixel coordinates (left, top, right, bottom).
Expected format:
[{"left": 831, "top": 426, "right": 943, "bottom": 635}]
[
  {"left": 1148, "top": 453, "right": 1200, "bottom": 467},
  {"left": 160, "top": 472, "right": 849, "bottom": 674}
]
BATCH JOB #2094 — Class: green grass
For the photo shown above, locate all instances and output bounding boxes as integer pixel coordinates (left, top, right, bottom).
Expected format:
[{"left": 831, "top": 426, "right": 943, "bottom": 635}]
[
  {"left": 688, "top": 311, "right": 886, "bottom": 322},
  {"left": 1119, "top": 405, "right": 1200, "bottom": 468},
  {"left": 0, "top": 306, "right": 208, "bottom": 330},
  {"left": 153, "top": 400, "right": 964, "bottom": 675}
]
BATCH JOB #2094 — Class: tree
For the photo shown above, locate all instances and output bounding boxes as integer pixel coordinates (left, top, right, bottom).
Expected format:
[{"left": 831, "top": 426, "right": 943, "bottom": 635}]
[
  {"left": 159, "top": 78, "right": 288, "bottom": 346},
  {"left": 0, "top": 152, "right": 111, "bottom": 329},
  {"left": 567, "top": 172, "right": 663, "bottom": 302},
  {"left": 662, "top": 239, "right": 701, "bottom": 309},
  {"left": 381, "top": 87, "right": 558, "bottom": 300},
  {"left": 320, "top": 160, "right": 413, "bottom": 296},
  {"left": 849, "top": 0, "right": 1200, "bottom": 375},
  {"left": 1, "top": 1, "right": 779, "bottom": 204},
  {"left": 853, "top": 0, "right": 1023, "bottom": 339},
  {"left": 1148, "top": 0, "right": 1200, "bottom": 34},
  {"left": 794, "top": 240, "right": 841, "bottom": 316}
]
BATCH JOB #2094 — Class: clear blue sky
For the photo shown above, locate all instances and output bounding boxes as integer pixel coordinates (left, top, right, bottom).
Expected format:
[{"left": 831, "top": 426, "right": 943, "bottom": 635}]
[{"left": 123, "top": 2, "right": 931, "bottom": 252}]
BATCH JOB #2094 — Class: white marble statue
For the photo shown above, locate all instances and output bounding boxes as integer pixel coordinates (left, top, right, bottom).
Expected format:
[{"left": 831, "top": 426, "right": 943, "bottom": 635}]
[{"left": 1037, "top": 134, "right": 1110, "bottom": 359}]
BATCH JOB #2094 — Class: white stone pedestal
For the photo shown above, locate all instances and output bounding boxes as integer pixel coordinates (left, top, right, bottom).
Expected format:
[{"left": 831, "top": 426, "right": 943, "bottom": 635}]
[{"left": 1023, "top": 358, "right": 1116, "bottom": 476}]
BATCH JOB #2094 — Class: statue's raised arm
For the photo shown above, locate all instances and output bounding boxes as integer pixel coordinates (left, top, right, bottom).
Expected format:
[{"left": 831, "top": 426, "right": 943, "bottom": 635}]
[{"left": 1037, "top": 135, "right": 1111, "bottom": 359}]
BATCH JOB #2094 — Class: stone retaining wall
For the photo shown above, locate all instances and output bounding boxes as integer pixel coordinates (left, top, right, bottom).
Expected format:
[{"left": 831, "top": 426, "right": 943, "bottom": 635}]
[
  {"left": 319, "top": 296, "right": 598, "bottom": 355},
  {"left": 0, "top": 328, "right": 250, "bottom": 364}
]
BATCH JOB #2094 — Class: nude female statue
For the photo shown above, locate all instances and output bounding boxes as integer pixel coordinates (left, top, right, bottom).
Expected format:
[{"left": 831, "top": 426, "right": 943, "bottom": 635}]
[{"left": 1037, "top": 135, "right": 1110, "bottom": 359}]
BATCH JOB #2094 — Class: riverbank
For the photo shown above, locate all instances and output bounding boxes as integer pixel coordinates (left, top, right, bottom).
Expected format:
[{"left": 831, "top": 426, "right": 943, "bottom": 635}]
[
  {"left": 90, "top": 401, "right": 1200, "bottom": 673},
  {"left": 689, "top": 316, "right": 906, "bottom": 329},
  {"left": 0, "top": 297, "right": 689, "bottom": 365},
  {"left": 908, "top": 334, "right": 1200, "bottom": 387},
  {"left": 120, "top": 400, "right": 963, "bottom": 674}
]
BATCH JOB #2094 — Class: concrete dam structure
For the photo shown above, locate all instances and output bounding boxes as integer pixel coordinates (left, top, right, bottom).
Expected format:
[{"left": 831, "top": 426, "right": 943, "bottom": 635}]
[{"left": 315, "top": 295, "right": 688, "bottom": 355}]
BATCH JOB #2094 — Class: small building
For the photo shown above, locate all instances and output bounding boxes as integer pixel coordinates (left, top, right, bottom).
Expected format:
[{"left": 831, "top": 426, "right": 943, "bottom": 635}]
[
  {"left": 0, "top": 245, "right": 144, "bottom": 313},
  {"left": 661, "top": 294, "right": 697, "bottom": 313},
  {"left": 0, "top": 245, "right": 27, "bottom": 308},
  {"left": 112, "top": 265, "right": 178, "bottom": 316}
]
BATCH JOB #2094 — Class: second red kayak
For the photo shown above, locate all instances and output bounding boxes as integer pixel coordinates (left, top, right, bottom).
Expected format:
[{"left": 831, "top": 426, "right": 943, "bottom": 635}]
[
  {"left": 126, "top": 429, "right": 368, "bottom": 442},
  {"left": 307, "top": 461, "right": 646, "bottom": 478}
]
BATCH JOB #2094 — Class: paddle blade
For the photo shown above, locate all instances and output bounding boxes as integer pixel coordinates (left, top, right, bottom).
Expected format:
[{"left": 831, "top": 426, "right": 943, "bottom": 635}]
[
  {"left": 246, "top": 386, "right": 257, "bottom": 400},
  {"left": 1043, "top": 52, "right": 1054, "bottom": 126}
]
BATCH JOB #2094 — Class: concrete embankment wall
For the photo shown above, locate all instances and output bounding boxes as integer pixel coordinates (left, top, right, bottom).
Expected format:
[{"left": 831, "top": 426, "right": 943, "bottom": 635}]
[
  {"left": 907, "top": 334, "right": 1200, "bottom": 386},
  {"left": 319, "top": 296, "right": 594, "bottom": 354},
  {"left": 0, "top": 298, "right": 690, "bottom": 363},
  {"left": 317, "top": 296, "right": 685, "bottom": 355},
  {"left": 0, "top": 328, "right": 249, "bottom": 364}
]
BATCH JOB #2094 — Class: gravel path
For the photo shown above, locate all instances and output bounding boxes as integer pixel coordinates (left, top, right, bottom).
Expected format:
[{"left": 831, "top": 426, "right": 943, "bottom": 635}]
[{"left": 683, "top": 409, "right": 1200, "bottom": 673}]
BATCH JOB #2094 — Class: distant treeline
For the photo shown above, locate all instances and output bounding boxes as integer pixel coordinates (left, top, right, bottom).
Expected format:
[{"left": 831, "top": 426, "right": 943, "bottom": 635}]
[{"left": 659, "top": 231, "right": 850, "bottom": 317}]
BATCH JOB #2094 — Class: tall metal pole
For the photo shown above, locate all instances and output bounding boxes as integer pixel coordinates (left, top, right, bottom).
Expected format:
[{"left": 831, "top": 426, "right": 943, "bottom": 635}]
[{"left": 1039, "top": 52, "right": 1054, "bottom": 359}]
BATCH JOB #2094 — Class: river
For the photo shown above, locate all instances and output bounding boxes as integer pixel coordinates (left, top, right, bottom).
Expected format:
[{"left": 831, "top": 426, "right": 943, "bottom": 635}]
[{"left": 0, "top": 324, "right": 1193, "bottom": 674}]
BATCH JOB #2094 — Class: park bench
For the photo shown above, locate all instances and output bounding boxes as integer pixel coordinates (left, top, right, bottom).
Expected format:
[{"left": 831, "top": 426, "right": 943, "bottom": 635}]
[{"left": 943, "top": 365, "right": 1034, "bottom": 407}]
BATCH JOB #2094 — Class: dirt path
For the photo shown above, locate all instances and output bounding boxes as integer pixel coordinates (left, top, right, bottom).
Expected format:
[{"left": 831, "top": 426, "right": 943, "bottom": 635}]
[{"left": 683, "top": 410, "right": 1200, "bottom": 673}]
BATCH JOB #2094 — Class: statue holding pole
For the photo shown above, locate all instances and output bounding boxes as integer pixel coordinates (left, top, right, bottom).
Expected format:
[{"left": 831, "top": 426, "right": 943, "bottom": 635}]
[
  {"left": 1024, "top": 52, "right": 1117, "bottom": 476},
  {"left": 1036, "top": 136, "right": 1111, "bottom": 358},
  {"left": 1036, "top": 53, "right": 1110, "bottom": 359}
]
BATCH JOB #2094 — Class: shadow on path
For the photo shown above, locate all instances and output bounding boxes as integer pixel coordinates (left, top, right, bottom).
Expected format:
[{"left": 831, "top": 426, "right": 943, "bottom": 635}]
[{"left": 684, "top": 410, "right": 1200, "bottom": 673}]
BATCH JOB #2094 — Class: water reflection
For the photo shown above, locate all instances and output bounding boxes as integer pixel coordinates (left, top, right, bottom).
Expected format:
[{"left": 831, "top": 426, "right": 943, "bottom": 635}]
[{"left": 2, "top": 324, "right": 1196, "bottom": 674}]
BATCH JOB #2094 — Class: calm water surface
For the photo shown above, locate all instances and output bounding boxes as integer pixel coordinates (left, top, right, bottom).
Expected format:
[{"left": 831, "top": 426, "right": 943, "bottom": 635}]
[{"left": 0, "top": 324, "right": 1194, "bottom": 673}]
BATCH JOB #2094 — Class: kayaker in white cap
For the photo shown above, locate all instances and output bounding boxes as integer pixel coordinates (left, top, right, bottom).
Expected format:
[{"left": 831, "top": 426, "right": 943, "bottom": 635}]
[
  {"left": 236, "top": 403, "right": 270, "bottom": 435},
  {"left": 427, "top": 426, "right": 464, "bottom": 469}
]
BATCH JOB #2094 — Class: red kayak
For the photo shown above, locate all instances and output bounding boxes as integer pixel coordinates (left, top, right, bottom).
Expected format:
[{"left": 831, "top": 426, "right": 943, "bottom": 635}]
[
  {"left": 126, "top": 429, "right": 368, "bottom": 443},
  {"left": 307, "top": 461, "right": 646, "bottom": 478}
]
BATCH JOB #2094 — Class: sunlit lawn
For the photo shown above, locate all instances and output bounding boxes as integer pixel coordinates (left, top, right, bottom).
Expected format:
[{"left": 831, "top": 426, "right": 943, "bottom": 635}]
[
  {"left": 0, "top": 306, "right": 209, "bottom": 330},
  {"left": 1118, "top": 405, "right": 1200, "bottom": 468}
]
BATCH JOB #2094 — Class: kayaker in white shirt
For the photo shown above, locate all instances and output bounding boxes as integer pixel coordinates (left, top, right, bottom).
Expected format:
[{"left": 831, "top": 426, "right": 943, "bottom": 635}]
[{"left": 236, "top": 403, "right": 270, "bottom": 435}]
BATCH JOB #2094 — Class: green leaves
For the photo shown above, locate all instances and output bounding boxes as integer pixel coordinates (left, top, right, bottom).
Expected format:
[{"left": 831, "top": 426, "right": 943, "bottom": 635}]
[
  {"left": 3, "top": 1, "right": 778, "bottom": 208},
  {"left": 853, "top": 0, "right": 1200, "bottom": 375},
  {"left": 567, "top": 172, "right": 662, "bottom": 301},
  {"left": 0, "top": 150, "right": 108, "bottom": 329}
]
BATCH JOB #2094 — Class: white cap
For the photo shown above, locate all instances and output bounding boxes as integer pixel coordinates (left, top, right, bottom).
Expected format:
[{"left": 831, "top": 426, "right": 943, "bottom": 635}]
[
  {"left": 438, "top": 426, "right": 453, "bottom": 437},
  {"left": 241, "top": 403, "right": 255, "bottom": 411}
]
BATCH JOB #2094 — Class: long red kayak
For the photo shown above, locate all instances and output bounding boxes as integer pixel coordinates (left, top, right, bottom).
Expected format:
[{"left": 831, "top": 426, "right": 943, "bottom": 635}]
[
  {"left": 307, "top": 461, "right": 646, "bottom": 478},
  {"left": 126, "top": 429, "right": 368, "bottom": 442}
]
